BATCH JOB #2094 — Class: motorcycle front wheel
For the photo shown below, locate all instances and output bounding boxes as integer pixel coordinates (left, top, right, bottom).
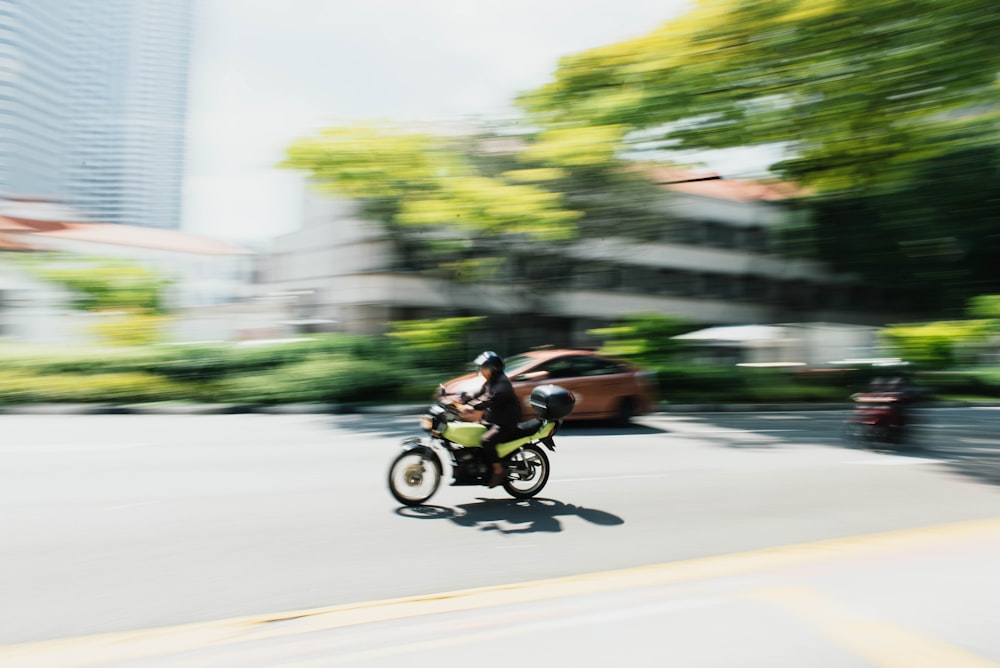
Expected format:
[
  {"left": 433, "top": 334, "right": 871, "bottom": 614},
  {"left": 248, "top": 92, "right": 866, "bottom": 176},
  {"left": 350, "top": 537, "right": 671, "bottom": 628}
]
[
  {"left": 388, "top": 451, "right": 441, "bottom": 506},
  {"left": 503, "top": 444, "right": 550, "bottom": 499}
]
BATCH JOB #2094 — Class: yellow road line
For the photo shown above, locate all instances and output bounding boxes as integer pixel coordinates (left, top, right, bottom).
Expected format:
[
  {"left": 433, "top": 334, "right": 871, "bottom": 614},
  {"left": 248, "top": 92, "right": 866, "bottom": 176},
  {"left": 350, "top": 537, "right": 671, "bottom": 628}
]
[
  {"left": 2, "top": 516, "right": 999, "bottom": 668},
  {"left": 750, "top": 586, "right": 1000, "bottom": 668}
]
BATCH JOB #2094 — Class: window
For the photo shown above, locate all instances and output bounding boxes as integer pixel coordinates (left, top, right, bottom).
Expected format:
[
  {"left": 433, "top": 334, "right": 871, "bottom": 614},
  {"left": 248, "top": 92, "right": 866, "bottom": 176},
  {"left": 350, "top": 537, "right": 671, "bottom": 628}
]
[{"left": 536, "top": 355, "right": 625, "bottom": 379}]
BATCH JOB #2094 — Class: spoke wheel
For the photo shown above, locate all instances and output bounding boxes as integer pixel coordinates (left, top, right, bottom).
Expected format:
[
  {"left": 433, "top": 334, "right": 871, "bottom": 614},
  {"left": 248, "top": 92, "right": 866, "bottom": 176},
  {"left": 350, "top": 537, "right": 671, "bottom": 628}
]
[
  {"left": 503, "top": 444, "right": 550, "bottom": 499},
  {"left": 388, "top": 451, "right": 441, "bottom": 506}
]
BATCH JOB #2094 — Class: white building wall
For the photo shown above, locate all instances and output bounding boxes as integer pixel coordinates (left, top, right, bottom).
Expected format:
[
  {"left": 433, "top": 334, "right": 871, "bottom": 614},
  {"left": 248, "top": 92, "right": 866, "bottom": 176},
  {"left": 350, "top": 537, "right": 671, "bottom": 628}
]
[
  {"left": 11, "top": 235, "right": 253, "bottom": 310},
  {"left": 662, "top": 192, "right": 793, "bottom": 227},
  {"left": 264, "top": 187, "right": 874, "bottom": 336}
]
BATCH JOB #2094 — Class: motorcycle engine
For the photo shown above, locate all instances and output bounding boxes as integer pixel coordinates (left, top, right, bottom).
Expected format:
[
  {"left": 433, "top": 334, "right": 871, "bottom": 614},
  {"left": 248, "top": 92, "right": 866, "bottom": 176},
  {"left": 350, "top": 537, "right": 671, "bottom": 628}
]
[{"left": 453, "top": 449, "right": 486, "bottom": 484}]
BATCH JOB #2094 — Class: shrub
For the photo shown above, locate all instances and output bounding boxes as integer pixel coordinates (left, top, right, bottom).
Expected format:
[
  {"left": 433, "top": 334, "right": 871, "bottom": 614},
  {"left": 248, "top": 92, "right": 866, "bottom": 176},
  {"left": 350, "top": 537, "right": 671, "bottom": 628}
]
[
  {"left": 655, "top": 364, "right": 851, "bottom": 403},
  {"left": 0, "top": 372, "right": 190, "bottom": 404},
  {"left": 917, "top": 369, "right": 1000, "bottom": 399},
  {"left": 215, "top": 357, "right": 400, "bottom": 404}
]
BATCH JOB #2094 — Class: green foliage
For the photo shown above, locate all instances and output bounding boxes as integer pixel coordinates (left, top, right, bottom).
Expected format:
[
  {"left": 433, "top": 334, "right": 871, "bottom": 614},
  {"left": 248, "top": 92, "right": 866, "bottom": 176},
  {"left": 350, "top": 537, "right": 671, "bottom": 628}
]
[
  {"left": 0, "top": 371, "right": 190, "bottom": 404},
  {"left": 284, "top": 123, "right": 580, "bottom": 243},
  {"left": 521, "top": 0, "right": 1000, "bottom": 194},
  {"left": 26, "top": 256, "right": 174, "bottom": 345},
  {"left": 917, "top": 369, "right": 1000, "bottom": 400},
  {"left": 0, "top": 335, "right": 404, "bottom": 405},
  {"left": 785, "top": 147, "right": 1000, "bottom": 315},
  {"left": 397, "top": 175, "right": 579, "bottom": 241},
  {"left": 882, "top": 319, "right": 992, "bottom": 368},
  {"left": 517, "top": 0, "right": 1000, "bottom": 312},
  {"left": 2, "top": 325, "right": 998, "bottom": 407},
  {"left": 968, "top": 294, "right": 1000, "bottom": 321},
  {"left": 588, "top": 313, "right": 695, "bottom": 367},
  {"left": 387, "top": 316, "right": 484, "bottom": 372},
  {"left": 215, "top": 358, "right": 400, "bottom": 404},
  {"left": 654, "top": 364, "right": 848, "bottom": 403},
  {"left": 91, "top": 312, "right": 173, "bottom": 347},
  {"left": 34, "top": 258, "right": 170, "bottom": 313}
]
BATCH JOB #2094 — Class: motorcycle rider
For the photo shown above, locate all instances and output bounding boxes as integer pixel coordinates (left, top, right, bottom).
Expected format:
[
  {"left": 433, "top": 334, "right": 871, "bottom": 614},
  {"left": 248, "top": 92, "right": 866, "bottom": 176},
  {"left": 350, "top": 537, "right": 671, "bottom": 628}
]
[{"left": 458, "top": 351, "right": 522, "bottom": 488}]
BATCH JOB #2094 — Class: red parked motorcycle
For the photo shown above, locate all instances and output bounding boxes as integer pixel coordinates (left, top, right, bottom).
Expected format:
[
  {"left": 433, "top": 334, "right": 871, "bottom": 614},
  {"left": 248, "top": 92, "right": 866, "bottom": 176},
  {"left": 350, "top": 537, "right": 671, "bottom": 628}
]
[{"left": 844, "top": 392, "right": 906, "bottom": 446}]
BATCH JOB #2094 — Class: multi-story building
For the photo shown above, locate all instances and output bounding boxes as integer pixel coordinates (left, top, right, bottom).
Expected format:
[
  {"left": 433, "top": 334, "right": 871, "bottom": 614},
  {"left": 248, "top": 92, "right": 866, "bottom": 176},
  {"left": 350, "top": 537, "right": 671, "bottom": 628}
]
[
  {"left": 263, "top": 172, "right": 890, "bottom": 352},
  {"left": 0, "top": 0, "right": 193, "bottom": 229}
]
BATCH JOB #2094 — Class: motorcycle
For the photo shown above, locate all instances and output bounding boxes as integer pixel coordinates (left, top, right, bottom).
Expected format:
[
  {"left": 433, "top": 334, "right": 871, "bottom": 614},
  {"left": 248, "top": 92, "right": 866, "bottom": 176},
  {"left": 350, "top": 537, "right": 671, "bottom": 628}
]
[
  {"left": 387, "top": 384, "right": 575, "bottom": 506},
  {"left": 844, "top": 392, "right": 907, "bottom": 448}
]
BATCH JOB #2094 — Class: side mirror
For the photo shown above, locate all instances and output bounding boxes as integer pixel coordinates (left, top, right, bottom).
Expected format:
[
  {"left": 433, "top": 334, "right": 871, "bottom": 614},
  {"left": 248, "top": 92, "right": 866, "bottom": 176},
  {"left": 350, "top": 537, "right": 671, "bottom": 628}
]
[
  {"left": 459, "top": 391, "right": 471, "bottom": 401},
  {"left": 516, "top": 370, "right": 550, "bottom": 382},
  {"left": 436, "top": 384, "right": 447, "bottom": 397}
]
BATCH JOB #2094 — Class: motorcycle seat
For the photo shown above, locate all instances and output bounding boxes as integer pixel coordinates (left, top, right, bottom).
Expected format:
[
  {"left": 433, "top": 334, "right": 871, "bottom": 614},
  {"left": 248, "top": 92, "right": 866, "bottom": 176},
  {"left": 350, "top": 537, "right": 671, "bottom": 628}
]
[{"left": 515, "top": 418, "right": 543, "bottom": 437}]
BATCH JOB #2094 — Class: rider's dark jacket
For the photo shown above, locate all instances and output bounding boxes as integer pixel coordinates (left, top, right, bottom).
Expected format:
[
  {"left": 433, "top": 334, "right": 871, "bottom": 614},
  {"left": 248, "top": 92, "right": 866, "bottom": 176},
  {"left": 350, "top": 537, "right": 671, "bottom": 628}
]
[{"left": 467, "top": 373, "right": 522, "bottom": 433}]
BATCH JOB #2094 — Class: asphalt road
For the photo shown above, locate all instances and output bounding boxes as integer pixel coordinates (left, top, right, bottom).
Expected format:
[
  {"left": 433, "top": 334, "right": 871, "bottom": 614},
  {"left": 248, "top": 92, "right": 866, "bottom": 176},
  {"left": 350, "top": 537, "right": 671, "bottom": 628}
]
[{"left": 1, "top": 408, "right": 999, "bottom": 665}]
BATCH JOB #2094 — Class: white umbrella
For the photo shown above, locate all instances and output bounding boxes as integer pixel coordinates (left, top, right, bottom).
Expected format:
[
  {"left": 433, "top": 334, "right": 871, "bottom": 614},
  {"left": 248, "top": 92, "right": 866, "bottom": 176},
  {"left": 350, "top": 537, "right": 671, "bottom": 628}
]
[{"left": 674, "top": 325, "right": 788, "bottom": 342}]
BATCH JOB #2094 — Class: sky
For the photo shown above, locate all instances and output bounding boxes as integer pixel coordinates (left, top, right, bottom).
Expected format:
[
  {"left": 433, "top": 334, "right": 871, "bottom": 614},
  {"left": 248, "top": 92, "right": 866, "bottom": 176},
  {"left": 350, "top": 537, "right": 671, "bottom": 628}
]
[{"left": 182, "top": 0, "right": 768, "bottom": 246}]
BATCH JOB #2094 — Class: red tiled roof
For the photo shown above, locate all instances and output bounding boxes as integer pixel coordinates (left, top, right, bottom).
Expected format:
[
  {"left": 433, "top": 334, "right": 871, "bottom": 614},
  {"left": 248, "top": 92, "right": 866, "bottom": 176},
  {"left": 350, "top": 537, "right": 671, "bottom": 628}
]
[
  {"left": 0, "top": 216, "right": 67, "bottom": 233},
  {"left": 0, "top": 216, "right": 249, "bottom": 256},
  {"left": 0, "top": 232, "right": 35, "bottom": 251},
  {"left": 646, "top": 167, "right": 805, "bottom": 202}
]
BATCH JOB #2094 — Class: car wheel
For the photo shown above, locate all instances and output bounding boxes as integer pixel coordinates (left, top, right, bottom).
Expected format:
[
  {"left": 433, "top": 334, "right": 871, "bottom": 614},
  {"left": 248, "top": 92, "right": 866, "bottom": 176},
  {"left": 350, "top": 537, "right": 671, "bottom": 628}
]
[{"left": 615, "top": 397, "right": 635, "bottom": 426}]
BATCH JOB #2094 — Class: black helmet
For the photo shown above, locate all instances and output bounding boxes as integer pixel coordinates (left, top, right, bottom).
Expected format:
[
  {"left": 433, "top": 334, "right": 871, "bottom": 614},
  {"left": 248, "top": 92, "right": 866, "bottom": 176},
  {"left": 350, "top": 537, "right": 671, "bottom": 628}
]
[{"left": 474, "top": 350, "right": 504, "bottom": 372}]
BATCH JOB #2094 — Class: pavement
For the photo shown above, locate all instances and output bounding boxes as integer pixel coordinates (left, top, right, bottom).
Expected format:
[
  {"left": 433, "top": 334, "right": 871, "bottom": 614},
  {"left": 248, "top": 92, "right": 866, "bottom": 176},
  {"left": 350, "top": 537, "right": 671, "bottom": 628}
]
[{"left": 2, "top": 517, "right": 999, "bottom": 667}]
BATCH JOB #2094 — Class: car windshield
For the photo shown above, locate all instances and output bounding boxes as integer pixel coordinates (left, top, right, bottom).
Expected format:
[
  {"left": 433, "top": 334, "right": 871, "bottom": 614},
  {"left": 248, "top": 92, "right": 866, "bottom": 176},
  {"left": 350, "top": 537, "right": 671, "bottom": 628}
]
[{"left": 503, "top": 355, "right": 536, "bottom": 376}]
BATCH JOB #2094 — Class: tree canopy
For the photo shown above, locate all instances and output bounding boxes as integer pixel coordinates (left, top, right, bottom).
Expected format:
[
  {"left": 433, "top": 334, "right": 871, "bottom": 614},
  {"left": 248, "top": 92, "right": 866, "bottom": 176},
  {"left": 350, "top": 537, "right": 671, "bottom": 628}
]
[
  {"left": 520, "top": 0, "right": 1000, "bottom": 193},
  {"left": 284, "top": 124, "right": 580, "bottom": 243}
]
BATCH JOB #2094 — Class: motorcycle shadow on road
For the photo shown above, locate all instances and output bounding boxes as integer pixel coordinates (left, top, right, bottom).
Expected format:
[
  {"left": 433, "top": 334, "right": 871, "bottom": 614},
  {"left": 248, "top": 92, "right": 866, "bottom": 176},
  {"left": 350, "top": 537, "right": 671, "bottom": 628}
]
[{"left": 394, "top": 497, "right": 625, "bottom": 534}]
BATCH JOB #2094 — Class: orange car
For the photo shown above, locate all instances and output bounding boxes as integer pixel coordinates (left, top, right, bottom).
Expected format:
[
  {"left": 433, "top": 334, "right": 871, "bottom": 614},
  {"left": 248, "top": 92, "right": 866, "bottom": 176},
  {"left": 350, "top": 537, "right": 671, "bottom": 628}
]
[{"left": 441, "top": 348, "right": 657, "bottom": 423}]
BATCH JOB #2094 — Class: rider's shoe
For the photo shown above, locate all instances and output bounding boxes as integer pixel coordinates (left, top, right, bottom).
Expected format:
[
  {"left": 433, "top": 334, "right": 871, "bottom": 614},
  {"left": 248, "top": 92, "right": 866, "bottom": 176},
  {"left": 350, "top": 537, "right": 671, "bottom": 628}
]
[{"left": 488, "top": 472, "right": 506, "bottom": 488}]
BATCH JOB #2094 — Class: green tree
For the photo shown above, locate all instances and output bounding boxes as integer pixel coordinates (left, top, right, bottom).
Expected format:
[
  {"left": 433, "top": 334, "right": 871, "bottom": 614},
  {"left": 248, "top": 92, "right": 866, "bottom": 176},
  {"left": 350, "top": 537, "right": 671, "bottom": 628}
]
[
  {"left": 520, "top": 0, "right": 1000, "bottom": 194},
  {"left": 780, "top": 146, "right": 1000, "bottom": 315},
  {"left": 520, "top": 0, "right": 1000, "bottom": 313},
  {"left": 37, "top": 259, "right": 169, "bottom": 313},
  {"left": 386, "top": 316, "right": 485, "bottom": 373},
  {"left": 882, "top": 320, "right": 991, "bottom": 368},
  {"left": 284, "top": 124, "right": 580, "bottom": 246},
  {"left": 588, "top": 313, "right": 695, "bottom": 368},
  {"left": 33, "top": 257, "right": 172, "bottom": 346}
]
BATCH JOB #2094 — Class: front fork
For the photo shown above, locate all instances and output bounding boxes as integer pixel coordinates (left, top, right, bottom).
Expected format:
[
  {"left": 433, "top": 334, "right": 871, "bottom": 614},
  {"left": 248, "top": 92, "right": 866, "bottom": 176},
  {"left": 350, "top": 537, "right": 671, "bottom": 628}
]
[{"left": 401, "top": 437, "right": 443, "bottom": 476}]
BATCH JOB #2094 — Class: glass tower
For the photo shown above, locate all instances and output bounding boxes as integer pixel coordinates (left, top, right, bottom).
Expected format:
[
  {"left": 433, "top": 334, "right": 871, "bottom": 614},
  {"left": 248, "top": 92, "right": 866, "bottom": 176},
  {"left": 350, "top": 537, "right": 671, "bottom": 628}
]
[{"left": 0, "top": 0, "right": 193, "bottom": 229}]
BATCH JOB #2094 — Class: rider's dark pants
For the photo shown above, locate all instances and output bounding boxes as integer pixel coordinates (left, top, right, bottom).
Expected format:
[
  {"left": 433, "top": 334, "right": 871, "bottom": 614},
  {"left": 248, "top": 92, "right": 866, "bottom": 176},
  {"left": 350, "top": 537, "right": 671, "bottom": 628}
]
[{"left": 481, "top": 423, "right": 517, "bottom": 464}]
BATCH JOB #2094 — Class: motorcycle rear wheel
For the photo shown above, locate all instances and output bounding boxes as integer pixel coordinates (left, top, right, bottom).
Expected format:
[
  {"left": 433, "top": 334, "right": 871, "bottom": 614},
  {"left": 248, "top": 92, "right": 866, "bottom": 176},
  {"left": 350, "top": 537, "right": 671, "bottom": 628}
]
[
  {"left": 503, "top": 444, "right": 550, "bottom": 499},
  {"left": 388, "top": 451, "right": 441, "bottom": 506}
]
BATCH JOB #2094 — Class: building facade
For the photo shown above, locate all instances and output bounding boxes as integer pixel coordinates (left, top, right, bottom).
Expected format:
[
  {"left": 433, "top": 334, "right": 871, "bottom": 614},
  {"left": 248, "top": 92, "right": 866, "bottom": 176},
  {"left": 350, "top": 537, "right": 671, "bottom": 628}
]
[
  {"left": 263, "top": 174, "right": 891, "bottom": 351},
  {"left": 0, "top": 200, "right": 257, "bottom": 343},
  {"left": 0, "top": 0, "right": 193, "bottom": 229}
]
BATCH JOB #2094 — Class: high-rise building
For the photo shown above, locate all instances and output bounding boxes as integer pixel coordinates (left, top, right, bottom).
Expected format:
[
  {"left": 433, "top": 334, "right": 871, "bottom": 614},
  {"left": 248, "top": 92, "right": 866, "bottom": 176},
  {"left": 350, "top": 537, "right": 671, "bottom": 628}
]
[{"left": 0, "top": 0, "right": 193, "bottom": 229}]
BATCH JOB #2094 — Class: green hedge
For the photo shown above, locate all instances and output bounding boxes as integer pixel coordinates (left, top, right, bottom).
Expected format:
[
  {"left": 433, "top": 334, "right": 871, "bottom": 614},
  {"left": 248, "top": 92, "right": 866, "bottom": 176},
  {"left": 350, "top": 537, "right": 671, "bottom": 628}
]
[
  {"left": 215, "top": 358, "right": 400, "bottom": 404},
  {"left": 916, "top": 369, "right": 1000, "bottom": 399},
  {"left": 2, "top": 337, "right": 996, "bottom": 406},
  {"left": 0, "top": 336, "right": 404, "bottom": 405},
  {"left": 654, "top": 365, "right": 858, "bottom": 404},
  {"left": 0, "top": 371, "right": 191, "bottom": 404}
]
